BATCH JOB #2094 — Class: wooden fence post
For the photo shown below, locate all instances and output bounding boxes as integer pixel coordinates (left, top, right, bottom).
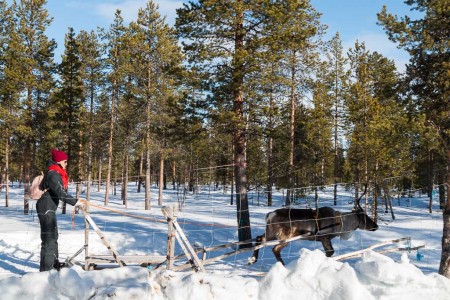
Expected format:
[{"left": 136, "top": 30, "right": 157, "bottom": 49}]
[
  {"left": 165, "top": 206, "right": 177, "bottom": 270},
  {"left": 162, "top": 205, "right": 205, "bottom": 272},
  {"left": 84, "top": 200, "right": 90, "bottom": 270}
]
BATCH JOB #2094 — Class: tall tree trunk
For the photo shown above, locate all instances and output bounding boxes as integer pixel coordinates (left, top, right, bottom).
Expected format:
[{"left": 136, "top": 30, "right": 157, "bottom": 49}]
[
  {"left": 267, "top": 135, "right": 273, "bottom": 207},
  {"left": 188, "top": 165, "right": 194, "bottom": 192},
  {"left": 23, "top": 142, "right": 31, "bottom": 215},
  {"left": 439, "top": 184, "right": 446, "bottom": 210},
  {"left": 233, "top": 10, "right": 251, "bottom": 246},
  {"left": 76, "top": 130, "right": 83, "bottom": 201},
  {"left": 267, "top": 85, "right": 274, "bottom": 207},
  {"left": 0, "top": 168, "right": 3, "bottom": 204},
  {"left": 104, "top": 79, "right": 116, "bottom": 205},
  {"left": 159, "top": 155, "right": 164, "bottom": 206},
  {"left": 314, "top": 185, "right": 319, "bottom": 211},
  {"left": 4, "top": 128, "right": 9, "bottom": 207},
  {"left": 267, "top": 78, "right": 274, "bottom": 206},
  {"left": 23, "top": 87, "right": 33, "bottom": 215},
  {"left": 85, "top": 82, "right": 94, "bottom": 268},
  {"left": 438, "top": 149, "right": 450, "bottom": 277},
  {"left": 145, "top": 95, "right": 151, "bottom": 210},
  {"left": 428, "top": 149, "right": 433, "bottom": 213},
  {"left": 163, "top": 165, "right": 167, "bottom": 190},
  {"left": 234, "top": 119, "right": 251, "bottom": 246},
  {"left": 372, "top": 162, "right": 379, "bottom": 222},
  {"left": 121, "top": 156, "right": 125, "bottom": 200},
  {"left": 441, "top": 209, "right": 450, "bottom": 277},
  {"left": 97, "top": 157, "right": 102, "bottom": 192},
  {"left": 113, "top": 165, "right": 117, "bottom": 196},
  {"left": 144, "top": 60, "right": 152, "bottom": 210},
  {"left": 172, "top": 160, "right": 176, "bottom": 190},
  {"left": 64, "top": 103, "right": 73, "bottom": 215},
  {"left": 121, "top": 124, "right": 130, "bottom": 205},
  {"left": 230, "top": 140, "right": 234, "bottom": 206},
  {"left": 287, "top": 61, "right": 296, "bottom": 207},
  {"left": 122, "top": 152, "right": 129, "bottom": 206},
  {"left": 138, "top": 152, "right": 143, "bottom": 193},
  {"left": 354, "top": 168, "right": 360, "bottom": 205},
  {"left": 86, "top": 82, "right": 94, "bottom": 203},
  {"left": 145, "top": 144, "right": 151, "bottom": 210},
  {"left": 334, "top": 81, "right": 339, "bottom": 205}
]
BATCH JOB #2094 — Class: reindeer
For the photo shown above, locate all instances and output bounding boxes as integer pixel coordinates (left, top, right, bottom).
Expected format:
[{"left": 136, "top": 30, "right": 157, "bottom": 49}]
[{"left": 248, "top": 201, "right": 378, "bottom": 265}]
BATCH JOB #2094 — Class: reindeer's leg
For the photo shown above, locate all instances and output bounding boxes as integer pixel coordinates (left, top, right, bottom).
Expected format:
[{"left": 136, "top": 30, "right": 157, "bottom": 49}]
[
  {"left": 248, "top": 234, "right": 265, "bottom": 264},
  {"left": 321, "top": 238, "right": 334, "bottom": 257},
  {"left": 272, "top": 242, "right": 288, "bottom": 265}
]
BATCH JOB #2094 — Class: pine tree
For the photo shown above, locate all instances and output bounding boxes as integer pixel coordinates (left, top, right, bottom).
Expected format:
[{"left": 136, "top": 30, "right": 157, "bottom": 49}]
[
  {"left": 346, "top": 41, "right": 409, "bottom": 220},
  {"left": 114, "top": 24, "right": 135, "bottom": 207},
  {"left": 272, "top": 2, "right": 323, "bottom": 206},
  {"left": 308, "top": 62, "right": 334, "bottom": 206},
  {"left": 325, "top": 32, "right": 350, "bottom": 205},
  {"left": 0, "top": 1, "right": 21, "bottom": 208},
  {"left": 378, "top": 0, "right": 450, "bottom": 277},
  {"left": 176, "top": 0, "right": 323, "bottom": 245},
  {"left": 246, "top": 59, "right": 284, "bottom": 206},
  {"left": 76, "top": 29, "right": 104, "bottom": 204},
  {"left": 367, "top": 52, "right": 409, "bottom": 220},
  {"left": 14, "top": 0, "right": 56, "bottom": 214},
  {"left": 56, "top": 27, "right": 84, "bottom": 213},
  {"left": 346, "top": 41, "right": 375, "bottom": 206},
  {"left": 130, "top": 0, "right": 183, "bottom": 209},
  {"left": 58, "top": 27, "right": 83, "bottom": 156},
  {"left": 101, "top": 10, "right": 127, "bottom": 206}
]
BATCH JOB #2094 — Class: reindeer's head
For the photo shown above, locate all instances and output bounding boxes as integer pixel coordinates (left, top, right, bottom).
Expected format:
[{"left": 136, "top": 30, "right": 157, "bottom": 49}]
[
  {"left": 352, "top": 186, "right": 378, "bottom": 231},
  {"left": 352, "top": 206, "right": 378, "bottom": 231}
]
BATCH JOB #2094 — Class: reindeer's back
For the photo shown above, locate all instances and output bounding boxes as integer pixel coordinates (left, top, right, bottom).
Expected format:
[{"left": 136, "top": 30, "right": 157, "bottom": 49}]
[
  {"left": 316, "top": 206, "right": 340, "bottom": 235},
  {"left": 265, "top": 208, "right": 316, "bottom": 240}
]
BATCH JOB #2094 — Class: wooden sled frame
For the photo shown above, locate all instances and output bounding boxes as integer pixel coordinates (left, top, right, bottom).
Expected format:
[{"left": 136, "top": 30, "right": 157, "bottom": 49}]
[
  {"left": 81, "top": 209, "right": 166, "bottom": 270},
  {"left": 70, "top": 204, "right": 423, "bottom": 272},
  {"left": 78, "top": 205, "right": 205, "bottom": 271}
]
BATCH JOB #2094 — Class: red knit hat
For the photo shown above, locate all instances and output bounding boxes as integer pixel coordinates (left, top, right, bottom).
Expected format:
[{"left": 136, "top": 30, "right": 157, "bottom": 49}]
[{"left": 51, "top": 149, "right": 68, "bottom": 162}]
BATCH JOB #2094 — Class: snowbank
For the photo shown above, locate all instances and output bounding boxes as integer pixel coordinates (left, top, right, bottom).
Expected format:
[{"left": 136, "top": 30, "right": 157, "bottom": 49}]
[{"left": 1, "top": 249, "right": 449, "bottom": 300}]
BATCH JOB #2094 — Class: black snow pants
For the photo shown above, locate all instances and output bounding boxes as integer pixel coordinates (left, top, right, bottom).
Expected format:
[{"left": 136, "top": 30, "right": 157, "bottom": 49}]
[{"left": 36, "top": 199, "right": 59, "bottom": 272}]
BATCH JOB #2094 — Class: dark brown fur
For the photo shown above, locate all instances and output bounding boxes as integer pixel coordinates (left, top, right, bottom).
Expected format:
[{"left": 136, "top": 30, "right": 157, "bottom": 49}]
[{"left": 248, "top": 206, "right": 378, "bottom": 265}]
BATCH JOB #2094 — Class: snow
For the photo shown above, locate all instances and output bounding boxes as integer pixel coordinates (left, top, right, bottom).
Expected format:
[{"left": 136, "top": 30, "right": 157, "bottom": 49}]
[{"left": 0, "top": 183, "right": 449, "bottom": 299}]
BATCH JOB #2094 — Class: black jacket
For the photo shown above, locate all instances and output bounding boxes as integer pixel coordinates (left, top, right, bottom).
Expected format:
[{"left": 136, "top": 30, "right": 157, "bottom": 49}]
[{"left": 37, "top": 160, "right": 77, "bottom": 213}]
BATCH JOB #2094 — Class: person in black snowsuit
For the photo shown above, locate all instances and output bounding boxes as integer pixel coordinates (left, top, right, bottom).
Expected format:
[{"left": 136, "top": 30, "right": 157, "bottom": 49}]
[{"left": 36, "top": 149, "right": 84, "bottom": 272}]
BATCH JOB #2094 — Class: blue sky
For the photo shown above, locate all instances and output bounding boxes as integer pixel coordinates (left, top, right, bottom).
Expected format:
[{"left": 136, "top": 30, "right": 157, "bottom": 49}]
[{"left": 40, "top": 0, "right": 420, "bottom": 72}]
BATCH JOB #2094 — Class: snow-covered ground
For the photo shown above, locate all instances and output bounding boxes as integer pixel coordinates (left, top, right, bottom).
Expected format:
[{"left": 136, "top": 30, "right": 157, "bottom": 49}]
[{"left": 0, "top": 182, "right": 449, "bottom": 299}]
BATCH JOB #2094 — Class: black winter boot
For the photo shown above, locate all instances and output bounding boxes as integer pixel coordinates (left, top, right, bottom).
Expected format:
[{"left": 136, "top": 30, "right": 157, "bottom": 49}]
[{"left": 53, "top": 259, "right": 66, "bottom": 271}]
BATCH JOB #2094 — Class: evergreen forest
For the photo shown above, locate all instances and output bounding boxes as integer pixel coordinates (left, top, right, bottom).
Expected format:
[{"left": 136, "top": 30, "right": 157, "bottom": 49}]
[{"left": 0, "top": 0, "right": 449, "bottom": 276}]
